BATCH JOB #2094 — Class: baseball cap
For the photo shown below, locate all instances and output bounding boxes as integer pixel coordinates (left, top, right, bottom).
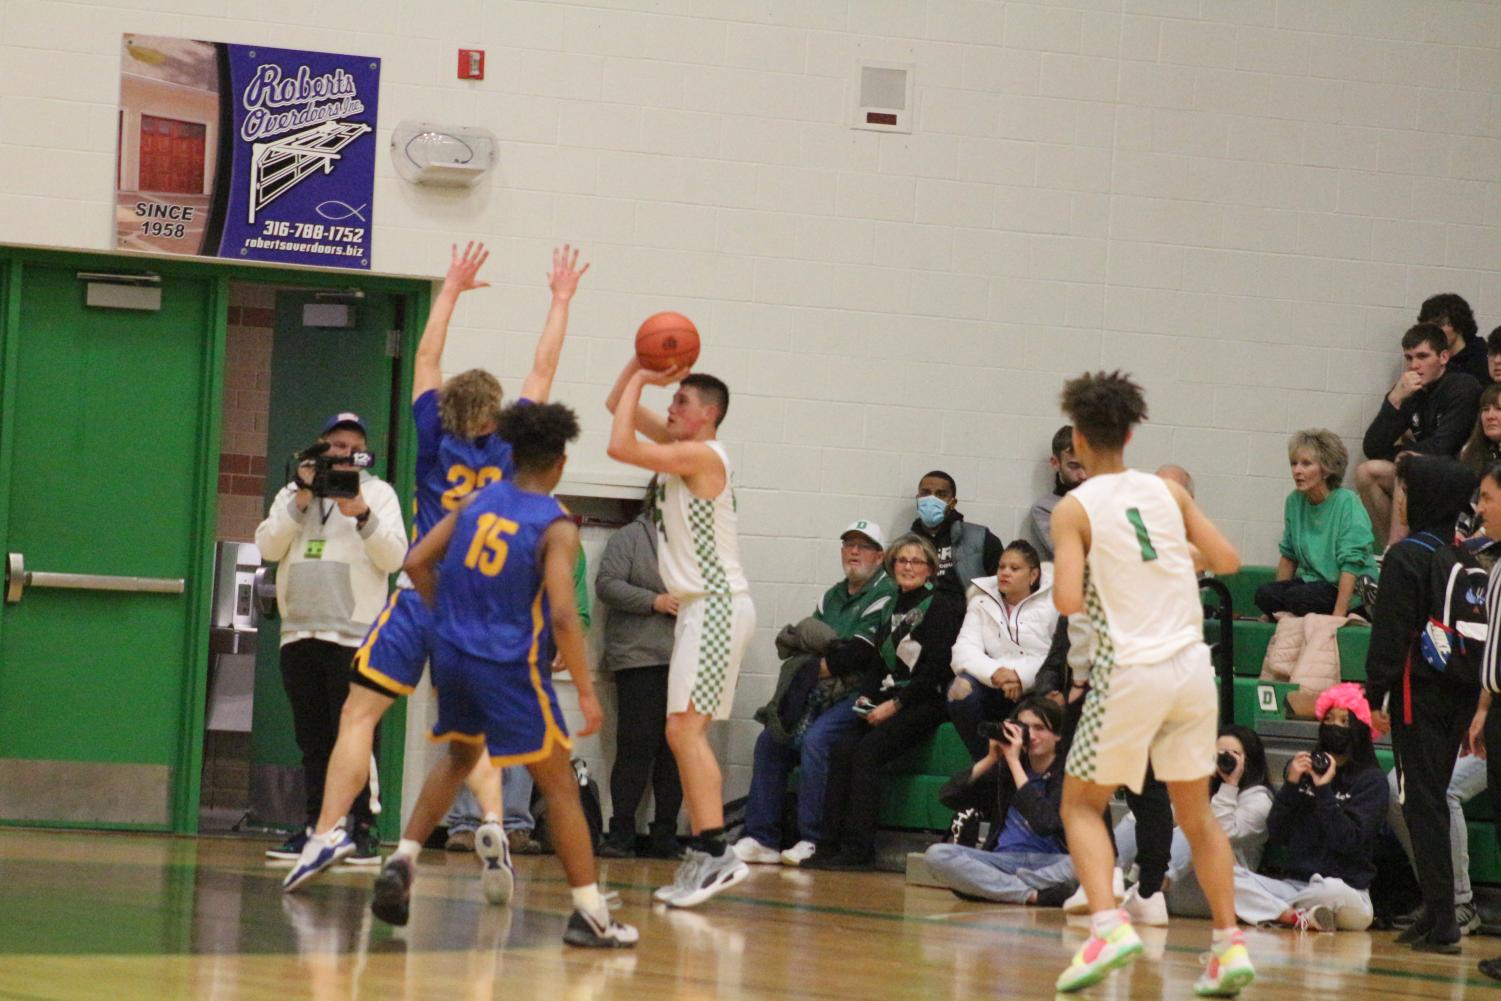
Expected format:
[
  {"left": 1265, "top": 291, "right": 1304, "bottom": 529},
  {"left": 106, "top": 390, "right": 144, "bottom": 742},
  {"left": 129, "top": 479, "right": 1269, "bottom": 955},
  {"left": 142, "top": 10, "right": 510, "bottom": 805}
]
[
  {"left": 840, "top": 519, "right": 885, "bottom": 549},
  {"left": 322, "top": 412, "right": 367, "bottom": 436}
]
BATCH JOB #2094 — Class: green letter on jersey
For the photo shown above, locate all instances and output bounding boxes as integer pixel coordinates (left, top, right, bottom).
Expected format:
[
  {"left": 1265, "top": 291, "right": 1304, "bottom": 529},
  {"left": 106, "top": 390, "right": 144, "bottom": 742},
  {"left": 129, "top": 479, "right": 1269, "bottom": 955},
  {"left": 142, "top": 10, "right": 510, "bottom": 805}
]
[{"left": 1126, "top": 507, "right": 1158, "bottom": 562}]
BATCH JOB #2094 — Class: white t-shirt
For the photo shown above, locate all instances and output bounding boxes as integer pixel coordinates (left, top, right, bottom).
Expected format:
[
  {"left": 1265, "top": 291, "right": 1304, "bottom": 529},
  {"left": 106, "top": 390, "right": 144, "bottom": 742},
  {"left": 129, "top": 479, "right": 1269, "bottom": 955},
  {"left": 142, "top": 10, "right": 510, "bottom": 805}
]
[
  {"left": 1070, "top": 468, "right": 1203, "bottom": 667},
  {"left": 653, "top": 440, "right": 749, "bottom": 599}
]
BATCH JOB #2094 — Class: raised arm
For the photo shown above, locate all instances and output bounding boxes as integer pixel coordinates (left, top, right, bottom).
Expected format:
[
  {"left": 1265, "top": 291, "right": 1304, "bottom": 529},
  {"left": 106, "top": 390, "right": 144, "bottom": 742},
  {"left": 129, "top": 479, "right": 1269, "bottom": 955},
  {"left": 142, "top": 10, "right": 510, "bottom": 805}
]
[
  {"left": 605, "top": 358, "right": 672, "bottom": 444},
  {"left": 413, "top": 242, "right": 491, "bottom": 401},
  {"left": 518, "top": 245, "right": 589, "bottom": 404},
  {"left": 606, "top": 365, "right": 720, "bottom": 483},
  {"left": 1169, "top": 479, "right": 1240, "bottom": 576}
]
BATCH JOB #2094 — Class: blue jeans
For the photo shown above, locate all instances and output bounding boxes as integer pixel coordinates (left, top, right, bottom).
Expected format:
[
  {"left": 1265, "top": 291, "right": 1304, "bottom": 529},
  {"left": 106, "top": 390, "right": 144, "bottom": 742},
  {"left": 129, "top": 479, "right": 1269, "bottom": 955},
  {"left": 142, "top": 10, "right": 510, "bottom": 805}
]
[
  {"left": 946, "top": 675, "right": 1016, "bottom": 761},
  {"left": 444, "top": 766, "right": 536, "bottom": 834},
  {"left": 924, "top": 844, "right": 1076, "bottom": 903},
  {"left": 744, "top": 695, "right": 863, "bottom": 847}
]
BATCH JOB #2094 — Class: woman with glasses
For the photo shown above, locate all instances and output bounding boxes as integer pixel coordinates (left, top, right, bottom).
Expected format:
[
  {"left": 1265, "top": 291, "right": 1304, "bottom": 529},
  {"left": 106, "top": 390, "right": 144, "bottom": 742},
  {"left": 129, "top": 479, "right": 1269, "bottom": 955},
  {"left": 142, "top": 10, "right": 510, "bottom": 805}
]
[{"left": 805, "top": 534, "right": 966, "bottom": 870}]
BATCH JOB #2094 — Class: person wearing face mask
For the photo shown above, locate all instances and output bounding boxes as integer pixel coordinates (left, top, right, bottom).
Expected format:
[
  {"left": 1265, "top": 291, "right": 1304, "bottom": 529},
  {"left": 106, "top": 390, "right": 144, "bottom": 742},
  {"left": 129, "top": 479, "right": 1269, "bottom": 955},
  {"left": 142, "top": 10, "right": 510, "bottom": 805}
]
[
  {"left": 733, "top": 521, "right": 898, "bottom": 867},
  {"left": 1362, "top": 453, "right": 1483, "bottom": 952},
  {"left": 948, "top": 541, "right": 1060, "bottom": 761},
  {"left": 1028, "top": 426, "right": 1089, "bottom": 560},
  {"left": 911, "top": 470, "right": 1005, "bottom": 592},
  {"left": 1231, "top": 684, "right": 1388, "bottom": 932},
  {"left": 922, "top": 696, "right": 1077, "bottom": 904}
]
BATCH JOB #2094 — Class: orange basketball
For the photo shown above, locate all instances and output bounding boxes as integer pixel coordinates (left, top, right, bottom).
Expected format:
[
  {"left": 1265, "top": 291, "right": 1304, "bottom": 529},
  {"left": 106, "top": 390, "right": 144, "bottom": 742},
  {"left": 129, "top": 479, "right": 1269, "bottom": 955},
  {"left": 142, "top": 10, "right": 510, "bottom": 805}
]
[{"left": 635, "top": 311, "right": 700, "bottom": 371}]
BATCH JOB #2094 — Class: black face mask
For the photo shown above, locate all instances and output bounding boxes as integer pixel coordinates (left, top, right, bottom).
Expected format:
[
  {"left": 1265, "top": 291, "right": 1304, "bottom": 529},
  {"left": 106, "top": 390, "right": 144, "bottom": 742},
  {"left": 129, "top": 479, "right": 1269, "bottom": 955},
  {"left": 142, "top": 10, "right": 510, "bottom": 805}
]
[{"left": 1318, "top": 723, "right": 1353, "bottom": 756}]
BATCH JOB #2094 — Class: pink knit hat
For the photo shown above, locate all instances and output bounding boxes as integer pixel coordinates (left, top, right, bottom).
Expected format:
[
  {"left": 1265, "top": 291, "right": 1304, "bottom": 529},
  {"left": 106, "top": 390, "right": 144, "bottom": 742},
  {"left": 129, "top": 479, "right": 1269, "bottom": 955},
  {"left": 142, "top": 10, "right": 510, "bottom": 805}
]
[{"left": 1315, "top": 682, "right": 1373, "bottom": 728}]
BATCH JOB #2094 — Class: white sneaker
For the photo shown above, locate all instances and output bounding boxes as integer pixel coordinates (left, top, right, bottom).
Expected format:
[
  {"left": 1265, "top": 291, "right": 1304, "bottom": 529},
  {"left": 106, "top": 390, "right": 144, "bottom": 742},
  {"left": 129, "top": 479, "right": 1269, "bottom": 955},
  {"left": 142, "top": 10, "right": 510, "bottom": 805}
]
[
  {"left": 667, "top": 849, "right": 750, "bottom": 908},
  {"left": 1062, "top": 867, "right": 1126, "bottom": 915},
  {"left": 654, "top": 851, "right": 706, "bottom": 903},
  {"left": 475, "top": 821, "right": 514, "bottom": 906},
  {"left": 780, "top": 840, "right": 817, "bottom": 865},
  {"left": 1122, "top": 885, "right": 1168, "bottom": 926},
  {"left": 731, "top": 836, "right": 782, "bottom": 865}
]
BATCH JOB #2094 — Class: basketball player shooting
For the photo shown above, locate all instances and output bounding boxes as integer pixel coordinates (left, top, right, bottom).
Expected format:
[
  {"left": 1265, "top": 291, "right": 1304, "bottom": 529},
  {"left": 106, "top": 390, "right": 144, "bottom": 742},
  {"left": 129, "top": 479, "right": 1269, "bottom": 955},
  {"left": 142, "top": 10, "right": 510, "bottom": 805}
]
[
  {"left": 1048, "top": 371, "right": 1253, "bottom": 997},
  {"left": 605, "top": 353, "right": 756, "bottom": 908}
]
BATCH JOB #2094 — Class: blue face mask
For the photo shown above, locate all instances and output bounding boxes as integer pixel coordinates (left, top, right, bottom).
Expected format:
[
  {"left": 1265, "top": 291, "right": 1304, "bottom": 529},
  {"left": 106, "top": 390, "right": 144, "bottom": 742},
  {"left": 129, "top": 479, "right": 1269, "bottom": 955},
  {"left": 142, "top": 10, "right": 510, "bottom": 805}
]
[{"left": 916, "top": 495, "right": 949, "bottom": 528}]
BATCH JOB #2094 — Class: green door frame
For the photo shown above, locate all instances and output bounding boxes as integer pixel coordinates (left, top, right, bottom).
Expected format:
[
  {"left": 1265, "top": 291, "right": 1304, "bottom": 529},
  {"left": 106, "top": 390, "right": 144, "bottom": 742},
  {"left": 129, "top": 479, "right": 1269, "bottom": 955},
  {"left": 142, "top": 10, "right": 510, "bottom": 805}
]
[{"left": 0, "top": 245, "right": 428, "bottom": 834}]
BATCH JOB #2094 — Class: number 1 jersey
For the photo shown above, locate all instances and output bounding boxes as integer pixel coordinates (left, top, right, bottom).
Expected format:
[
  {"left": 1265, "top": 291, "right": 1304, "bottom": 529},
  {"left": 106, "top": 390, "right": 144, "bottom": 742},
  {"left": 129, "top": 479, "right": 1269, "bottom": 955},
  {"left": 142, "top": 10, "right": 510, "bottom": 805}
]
[
  {"left": 435, "top": 480, "right": 568, "bottom": 664},
  {"left": 1070, "top": 469, "right": 1203, "bottom": 666}
]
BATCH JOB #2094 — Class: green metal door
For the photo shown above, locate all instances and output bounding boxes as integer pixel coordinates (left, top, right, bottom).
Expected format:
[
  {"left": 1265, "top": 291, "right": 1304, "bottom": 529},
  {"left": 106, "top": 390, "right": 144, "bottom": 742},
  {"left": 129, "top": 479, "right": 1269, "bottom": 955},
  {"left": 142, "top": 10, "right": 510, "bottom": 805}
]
[{"left": 0, "top": 261, "right": 220, "bottom": 830}]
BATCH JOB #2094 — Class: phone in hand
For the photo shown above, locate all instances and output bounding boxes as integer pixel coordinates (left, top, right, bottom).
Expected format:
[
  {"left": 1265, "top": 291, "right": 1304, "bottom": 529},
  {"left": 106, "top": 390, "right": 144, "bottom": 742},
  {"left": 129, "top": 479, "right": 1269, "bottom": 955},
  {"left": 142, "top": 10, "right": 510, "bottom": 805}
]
[{"left": 852, "top": 696, "right": 877, "bottom": 718}]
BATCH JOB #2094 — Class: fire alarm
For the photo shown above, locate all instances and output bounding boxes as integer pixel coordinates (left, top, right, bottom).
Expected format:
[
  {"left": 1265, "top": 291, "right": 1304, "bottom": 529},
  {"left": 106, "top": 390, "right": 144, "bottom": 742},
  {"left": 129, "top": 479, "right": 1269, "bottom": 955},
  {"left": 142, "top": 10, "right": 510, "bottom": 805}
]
[{"left": 458, "top": 49, "right": 484, "bottom": 80}]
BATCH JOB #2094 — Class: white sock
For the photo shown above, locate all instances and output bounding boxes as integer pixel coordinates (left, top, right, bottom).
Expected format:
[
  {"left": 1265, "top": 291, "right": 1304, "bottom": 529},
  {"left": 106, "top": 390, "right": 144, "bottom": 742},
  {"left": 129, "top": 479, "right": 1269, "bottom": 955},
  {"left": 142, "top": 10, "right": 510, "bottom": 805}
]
[
  {"left": 396, "top": 839, "right": 422, "bottom": 860},
  {"left": 310, "top": 820, "right": 343, "bottom": 842},
  {"left": 1091, "top": 909, "right": 1124, "bottom": 937},
  {"left": 571, "top": 883, "right": 607, "bottom": 920},
  {"left": 1212, "top": 926, "right": 1240, "bottom": 951},
  {"left": 483, "top": 812, "right": 501, "bottom": 825}
]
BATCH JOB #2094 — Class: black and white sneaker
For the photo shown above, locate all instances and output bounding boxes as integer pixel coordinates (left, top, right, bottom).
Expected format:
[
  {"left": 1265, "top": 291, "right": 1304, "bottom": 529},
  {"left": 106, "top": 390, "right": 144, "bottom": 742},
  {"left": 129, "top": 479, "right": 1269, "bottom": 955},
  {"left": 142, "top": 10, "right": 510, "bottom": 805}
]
[
  {"left": 265, "top": 826, "right": 312, "bottom": 860},
  {"left": 475, "top": 821, "right": 514, "bottom": 906},
  {"left": 563, "top": 908, "right": 640, "bottom": 949},
  {"left": 665, "top": 848, "right": 749, "bottom": 908},
  {"left": 371, "top": 855, "right": 415, "bottom": 926}
]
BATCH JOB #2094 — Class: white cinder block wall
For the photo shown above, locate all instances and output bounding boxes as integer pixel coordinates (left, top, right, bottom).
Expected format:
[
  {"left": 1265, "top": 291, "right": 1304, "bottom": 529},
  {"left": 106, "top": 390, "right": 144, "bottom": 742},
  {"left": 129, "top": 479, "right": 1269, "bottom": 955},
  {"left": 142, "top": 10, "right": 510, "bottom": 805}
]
[{"left": 6, "top": 0, "right": 1501, "bottom": 810}]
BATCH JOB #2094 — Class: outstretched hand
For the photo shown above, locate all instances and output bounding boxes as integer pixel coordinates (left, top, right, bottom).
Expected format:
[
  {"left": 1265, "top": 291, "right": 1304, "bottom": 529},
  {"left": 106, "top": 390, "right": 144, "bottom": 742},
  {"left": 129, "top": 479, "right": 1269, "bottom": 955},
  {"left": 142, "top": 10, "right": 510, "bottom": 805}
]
[
  {"left": 444, "top": 241, "right": 491, "bottom": 295},
  {"left": 638, "top": 364, "right": 691, "bottom": 387},
  {"left": 548, "top": 244, "right": 589, "bottom": 301}
]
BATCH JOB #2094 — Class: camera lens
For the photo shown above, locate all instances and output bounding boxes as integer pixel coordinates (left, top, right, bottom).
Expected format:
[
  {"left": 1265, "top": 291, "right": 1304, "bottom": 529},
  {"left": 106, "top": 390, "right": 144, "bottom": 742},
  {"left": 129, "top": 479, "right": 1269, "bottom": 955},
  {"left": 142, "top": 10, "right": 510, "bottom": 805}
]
[
  {"left": 1311, "top": 751, "right": 1331, "bottom": 775},
  {"left": 976, "top": 720, "right": 1006, "bottom": 742},
  {"left": 1216, "top": 750, "right": 1236, "bottom": 774}
]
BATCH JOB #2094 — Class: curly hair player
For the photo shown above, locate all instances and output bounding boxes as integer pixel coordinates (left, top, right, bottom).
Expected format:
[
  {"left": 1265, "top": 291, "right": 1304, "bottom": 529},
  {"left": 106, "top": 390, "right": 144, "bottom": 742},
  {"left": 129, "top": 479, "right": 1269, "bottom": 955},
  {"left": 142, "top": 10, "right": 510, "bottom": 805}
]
[
  {"left": 284, "top": 241, "right": 587, "bottom": 894},
  {"left": 1048, "top": 371, "right": 1253, "bottom": 996},
  {"left": 372, "top": 401, "right": 637, "bottom": 948}
]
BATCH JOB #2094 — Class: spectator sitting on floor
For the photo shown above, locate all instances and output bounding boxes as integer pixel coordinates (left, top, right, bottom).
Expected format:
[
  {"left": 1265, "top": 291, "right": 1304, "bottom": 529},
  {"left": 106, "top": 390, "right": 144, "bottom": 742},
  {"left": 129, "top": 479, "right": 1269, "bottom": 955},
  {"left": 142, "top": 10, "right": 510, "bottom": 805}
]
[
  {"left": 1356, "top": 323, "right": 1481, "bottom": 545},
  {"left": 1112, "top": 725, "right": 1274, "bottom": 920},
  {"left": 1155, "top": 464, "right": 1195, "bottom": 498},
  {"left": 806, "top": 533, "right": 966, "bottom": 871},
  {"left": 1255, "top": 429, "right": 1377, "bottom": 622},
  {"left": 1028, "top": 426, "right": 1087, "bottom": 560},
  {"left": 911, "top": 470, "right": 1004, "bottom": 592},
  {"left": 1454, "top": 383, "right": 1501, "bottom": 539},
  {"left": 733, "top": 520, "right": 897, "bottom": 867},
  {"left": 1419, "top": 293, "right": 1488, "bottom": 386},
  {"left": 923, "top": 696, "right": 1076, "bottom": 906},
  {"left": 948, "top": 540, "right": 1060, "bottom": 761},
  {"left": 1232, "top": 683, "right": 1388, "bottom": 932}
]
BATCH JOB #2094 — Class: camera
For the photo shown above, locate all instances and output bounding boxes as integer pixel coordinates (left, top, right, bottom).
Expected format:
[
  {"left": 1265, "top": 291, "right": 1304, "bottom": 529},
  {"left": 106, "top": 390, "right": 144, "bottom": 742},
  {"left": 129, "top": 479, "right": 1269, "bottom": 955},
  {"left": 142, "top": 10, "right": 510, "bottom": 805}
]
[
  {"left": 1310, "top": 751, "right": 1332, "bottom": 776},
  {"left": 1216, "top": 750, "right": 1237, "bottom": 775},
  {"left": 290, "top": 441, "right": 374, "bottom": 500},
  {"left": 978, "top": 719, "right": 1029, "bottom": 746}
]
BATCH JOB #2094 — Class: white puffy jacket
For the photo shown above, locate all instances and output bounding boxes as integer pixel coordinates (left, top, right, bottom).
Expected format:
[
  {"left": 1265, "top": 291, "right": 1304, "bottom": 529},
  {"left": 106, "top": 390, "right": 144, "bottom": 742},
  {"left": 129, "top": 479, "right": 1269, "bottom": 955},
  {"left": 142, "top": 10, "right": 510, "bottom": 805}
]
[{"left": 950, "top": 563, "right": 1059, "bottom": 691}]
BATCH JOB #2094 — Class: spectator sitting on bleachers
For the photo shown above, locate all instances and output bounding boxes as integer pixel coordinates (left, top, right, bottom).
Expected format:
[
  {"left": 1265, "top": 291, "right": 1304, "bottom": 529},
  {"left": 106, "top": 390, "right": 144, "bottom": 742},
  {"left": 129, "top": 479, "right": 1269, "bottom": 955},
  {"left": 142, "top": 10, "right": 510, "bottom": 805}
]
[
  {"left": 1255, "top": 429, "right": 1377, "bottom": 622},
  {"left": 1112, "top": 725, "right": 1273, "bottom": 919},
  {"left": 911, "top": 470, "right": 1004, "bottom": 592},
  {"left": 1488, "top": 325, "right": 1501, "bottom": 384},
  {"left": 1232, "top": 683, "right": 1388, "bottom": 932},
  {"left": 1028, "top": 426, "right": 1087, "bottom": 560},
  {"left": 1362, "top": 454, "right": 1481, "bottom": 952},
  {"left": 948, "top": 541, "right": 1060, "bottom": 761},
  {"left": 1419, "top": 293, "right": 1488, "bottom": 386},
  {"left": 805, "top": 533, "right": 966, "bottom": 871},
  {"left": 732, "top": 520, "right": 897, "bottom": 867},
  {"left": 922, "top": 696, "right": 1075, "bottom": 905},
  {"left": 1356, "top": 323, "right": 1481, "bottom": 546},
  {"left": 1454, "top": 383, "right": 1501, "bottom": 539}
]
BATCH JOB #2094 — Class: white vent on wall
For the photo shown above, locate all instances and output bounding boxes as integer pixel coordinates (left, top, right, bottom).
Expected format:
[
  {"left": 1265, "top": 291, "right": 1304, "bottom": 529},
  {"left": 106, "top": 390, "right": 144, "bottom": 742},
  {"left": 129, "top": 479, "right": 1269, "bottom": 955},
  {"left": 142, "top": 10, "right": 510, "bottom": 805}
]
[{"left": 851, "top": 61, "right": 913, "bottom": 133}]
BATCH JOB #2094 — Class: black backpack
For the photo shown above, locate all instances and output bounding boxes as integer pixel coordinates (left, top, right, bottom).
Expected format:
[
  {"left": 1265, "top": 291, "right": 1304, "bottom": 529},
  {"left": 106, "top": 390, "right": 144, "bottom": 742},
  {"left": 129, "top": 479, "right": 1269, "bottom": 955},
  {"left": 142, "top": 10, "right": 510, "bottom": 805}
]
[
  {"left": 532, "top": 759, "right": 605, "bottom": 850},
  {"left": 1405, "top": 531, "right": 1489, "bottom": 688}
]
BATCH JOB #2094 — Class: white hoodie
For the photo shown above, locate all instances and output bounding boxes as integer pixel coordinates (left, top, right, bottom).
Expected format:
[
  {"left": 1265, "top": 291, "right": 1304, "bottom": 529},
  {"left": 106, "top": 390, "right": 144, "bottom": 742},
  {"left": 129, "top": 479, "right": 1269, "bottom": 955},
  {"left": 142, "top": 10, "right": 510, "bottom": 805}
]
[{"left": 950, "top": 563, "right": 1058, "bottom": 691}]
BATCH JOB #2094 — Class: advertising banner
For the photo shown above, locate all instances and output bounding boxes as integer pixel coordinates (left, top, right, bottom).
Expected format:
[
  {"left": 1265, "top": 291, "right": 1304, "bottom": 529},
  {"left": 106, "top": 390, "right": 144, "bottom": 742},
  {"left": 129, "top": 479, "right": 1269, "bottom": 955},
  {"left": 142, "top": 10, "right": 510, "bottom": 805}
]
[{"left": 115, "top": 34, "right": 379, "bottom": 270}]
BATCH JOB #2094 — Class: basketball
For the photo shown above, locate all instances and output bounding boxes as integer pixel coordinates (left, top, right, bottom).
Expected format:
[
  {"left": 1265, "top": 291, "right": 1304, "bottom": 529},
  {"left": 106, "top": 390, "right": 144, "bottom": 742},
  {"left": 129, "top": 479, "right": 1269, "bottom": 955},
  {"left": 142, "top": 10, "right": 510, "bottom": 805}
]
[{"left": 635, "top": 311, "right": 700, "bottom": 371}]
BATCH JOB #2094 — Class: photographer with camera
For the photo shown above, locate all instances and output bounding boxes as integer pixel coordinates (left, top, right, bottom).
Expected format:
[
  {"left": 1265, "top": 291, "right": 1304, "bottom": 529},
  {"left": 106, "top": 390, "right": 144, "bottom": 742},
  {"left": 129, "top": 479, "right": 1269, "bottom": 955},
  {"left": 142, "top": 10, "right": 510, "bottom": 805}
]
[
  {"left": 256, "top": 412, "right": 407, "bottom": 863},
  {"left": 921, "top": 695, "right": 1077, "bottom": 904},
  {"left": 1230, "top": 683, "right": 1387, "bottom": 932}
]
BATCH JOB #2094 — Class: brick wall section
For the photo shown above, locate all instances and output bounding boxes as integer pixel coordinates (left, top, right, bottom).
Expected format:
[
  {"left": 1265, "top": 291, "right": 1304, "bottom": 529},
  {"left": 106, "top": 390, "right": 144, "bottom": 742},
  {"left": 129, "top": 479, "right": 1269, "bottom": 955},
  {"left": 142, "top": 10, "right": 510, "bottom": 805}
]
[{"left": 216, "top": 284, "right": 274, "bottom": 542}]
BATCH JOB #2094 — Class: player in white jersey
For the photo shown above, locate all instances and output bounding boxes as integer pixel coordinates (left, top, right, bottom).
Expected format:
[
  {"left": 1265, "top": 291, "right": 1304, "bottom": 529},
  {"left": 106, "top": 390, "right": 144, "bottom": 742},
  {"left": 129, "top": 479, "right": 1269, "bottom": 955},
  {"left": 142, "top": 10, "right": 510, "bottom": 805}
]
[
  {"left": 1048, "top": 371, "right": 1254, "bottom": 997},
  {"left": 606, "top": 360, "right": 756, "bottom": 908}
]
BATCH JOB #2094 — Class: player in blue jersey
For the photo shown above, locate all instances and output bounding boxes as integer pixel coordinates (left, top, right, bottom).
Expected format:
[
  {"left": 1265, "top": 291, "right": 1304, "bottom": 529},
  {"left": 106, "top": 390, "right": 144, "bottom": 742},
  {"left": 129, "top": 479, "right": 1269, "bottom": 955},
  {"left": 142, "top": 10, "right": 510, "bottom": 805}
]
[
  {"left": 369, "top": 402, "right": 638, "bottom": 948},
  {"left": 284, "top": 240, "right": 589, "bottom": 893}
]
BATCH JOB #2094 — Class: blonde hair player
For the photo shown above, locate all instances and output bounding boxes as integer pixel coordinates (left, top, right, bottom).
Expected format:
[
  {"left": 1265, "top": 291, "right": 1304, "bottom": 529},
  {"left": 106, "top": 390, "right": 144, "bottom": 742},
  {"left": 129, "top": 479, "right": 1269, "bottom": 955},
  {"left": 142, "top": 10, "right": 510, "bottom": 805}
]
[
  {"left": 605, "top": 358, "right": 756, "bottom": 908},
  {"left": 1049, "top": 370, "right": 1253, "bottom": 997}
]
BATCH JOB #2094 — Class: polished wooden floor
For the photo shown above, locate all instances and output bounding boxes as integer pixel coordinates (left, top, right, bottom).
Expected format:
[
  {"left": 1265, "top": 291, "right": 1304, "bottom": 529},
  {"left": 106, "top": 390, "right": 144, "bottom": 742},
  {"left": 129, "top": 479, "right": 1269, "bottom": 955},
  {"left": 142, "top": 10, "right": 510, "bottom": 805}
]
[{"left": 1, "top": 830, "right": 1494, "bottom": 1000}]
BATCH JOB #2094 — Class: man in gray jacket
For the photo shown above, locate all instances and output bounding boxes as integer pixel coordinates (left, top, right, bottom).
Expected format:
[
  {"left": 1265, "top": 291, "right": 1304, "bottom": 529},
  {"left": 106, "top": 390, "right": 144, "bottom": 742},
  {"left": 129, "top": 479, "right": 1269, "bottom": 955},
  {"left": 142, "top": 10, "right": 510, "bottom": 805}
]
[{"left": 594, "top": 504, "right": 682, "bottom": 858}]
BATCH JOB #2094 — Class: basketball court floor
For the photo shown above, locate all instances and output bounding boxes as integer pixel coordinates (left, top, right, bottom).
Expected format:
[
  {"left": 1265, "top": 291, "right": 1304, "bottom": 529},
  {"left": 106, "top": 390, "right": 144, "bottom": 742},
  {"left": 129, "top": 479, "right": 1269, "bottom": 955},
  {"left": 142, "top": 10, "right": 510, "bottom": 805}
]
[{"left": 2, "top": 829, "right": 1491, "bottom": 1000}]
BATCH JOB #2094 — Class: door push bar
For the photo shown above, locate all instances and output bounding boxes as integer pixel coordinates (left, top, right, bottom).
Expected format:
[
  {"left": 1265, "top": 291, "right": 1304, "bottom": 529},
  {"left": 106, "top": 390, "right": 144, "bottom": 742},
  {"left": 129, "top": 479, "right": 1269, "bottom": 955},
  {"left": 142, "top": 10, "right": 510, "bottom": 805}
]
[{"left": 5, "top": 552, "right": 184, "bottom": 605}]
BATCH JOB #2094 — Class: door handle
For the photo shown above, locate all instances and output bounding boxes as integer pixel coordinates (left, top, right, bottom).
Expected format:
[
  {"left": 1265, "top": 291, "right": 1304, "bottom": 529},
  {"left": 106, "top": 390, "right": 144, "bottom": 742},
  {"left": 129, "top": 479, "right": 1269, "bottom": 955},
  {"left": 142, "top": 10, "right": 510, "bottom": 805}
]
[{"left": 5, "top": 552, "right": 185, "bottom": 605}]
